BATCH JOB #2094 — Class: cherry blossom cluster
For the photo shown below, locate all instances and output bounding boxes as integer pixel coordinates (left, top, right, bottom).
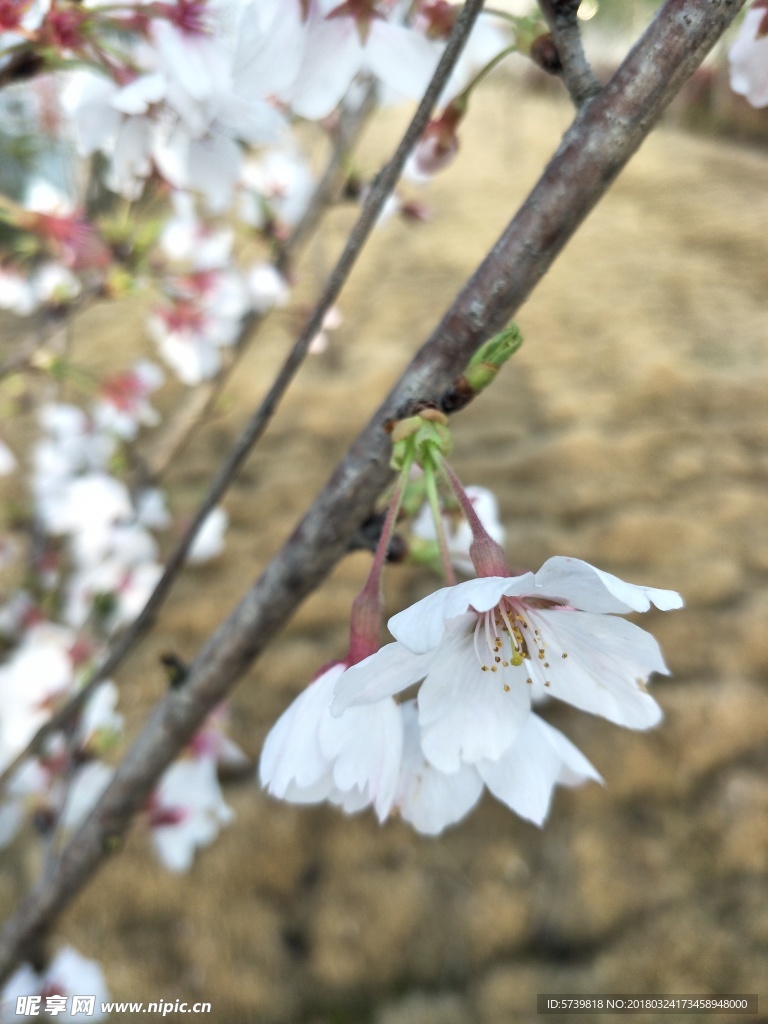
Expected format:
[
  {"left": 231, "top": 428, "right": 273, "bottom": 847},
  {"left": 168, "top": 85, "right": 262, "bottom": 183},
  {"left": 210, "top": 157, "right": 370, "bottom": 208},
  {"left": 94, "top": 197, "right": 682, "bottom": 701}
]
[
  {"left": 0, "top": 0, "right": 537, "bottom": 388},
  {"left": 0, "top": 356, "right": 235, "bottom": 872},
  {"left": 260, "top": 372, "right": 684, "bottom": 835}
]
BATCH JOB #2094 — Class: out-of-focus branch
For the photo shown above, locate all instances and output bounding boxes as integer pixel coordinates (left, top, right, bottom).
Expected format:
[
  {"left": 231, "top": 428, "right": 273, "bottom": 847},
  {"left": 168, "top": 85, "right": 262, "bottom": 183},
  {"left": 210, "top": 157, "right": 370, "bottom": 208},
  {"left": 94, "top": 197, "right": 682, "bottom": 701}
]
[
  {"left": 277, "top": 84, "right": 378, "bottom": 273},
  {"left": 0, "top": 0, "right": 744, "bottom": 981},
  {"left": 538, "top": 0, "right": 601, "bottom": 106},
  {"left": 0, "top": 0, "right": 487, "bottom": 795}
]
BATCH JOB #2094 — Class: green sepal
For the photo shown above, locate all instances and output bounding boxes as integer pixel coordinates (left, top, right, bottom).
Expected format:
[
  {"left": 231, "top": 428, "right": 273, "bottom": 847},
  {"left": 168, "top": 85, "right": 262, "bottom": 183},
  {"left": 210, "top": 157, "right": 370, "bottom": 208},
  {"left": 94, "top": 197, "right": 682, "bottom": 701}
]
[{"left": 390, "top": 409, "right": 452, "bottom": 473}]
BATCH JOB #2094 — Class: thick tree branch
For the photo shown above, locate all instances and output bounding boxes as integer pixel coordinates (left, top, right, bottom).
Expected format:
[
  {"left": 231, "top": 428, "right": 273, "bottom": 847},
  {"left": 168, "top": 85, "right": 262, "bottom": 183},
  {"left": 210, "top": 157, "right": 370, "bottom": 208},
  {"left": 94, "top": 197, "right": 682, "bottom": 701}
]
[
  {"left": 538, "top": 0, "right": 602, "bottom": 107},
  {"left": 0, "top": 0, "right": 744, "bottom": 981}
]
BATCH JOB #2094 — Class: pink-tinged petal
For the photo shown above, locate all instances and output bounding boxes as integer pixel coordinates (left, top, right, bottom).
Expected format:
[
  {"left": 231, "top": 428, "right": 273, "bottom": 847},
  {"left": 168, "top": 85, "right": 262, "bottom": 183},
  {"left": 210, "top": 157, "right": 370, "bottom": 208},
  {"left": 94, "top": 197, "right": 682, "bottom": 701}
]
[
  {"left": 331, "top": 641, "right": 434, "bottom": 714},
  {"left": 523, "top": 609, "right": 665, "bottom": 730},
  {"left": 365, "top": 22, "right": 442, "bottom": 101},
  {"left": 533, "top": 556, "right": 683, "bottom": 614},
  {"left": 418, "top": 627, "right": 531, "bottom": 772},
  {"left": 395, "top": 701, "right": 483, "bottom": 835},
  {"left": 388, "top": 575, "right": 535, "bottom": 654},
  {"left": 286, "top": 19, "right": 361, "bottom": 119},
  {"left": 477, "top": 714, "right": 601, "bottom": 826}
]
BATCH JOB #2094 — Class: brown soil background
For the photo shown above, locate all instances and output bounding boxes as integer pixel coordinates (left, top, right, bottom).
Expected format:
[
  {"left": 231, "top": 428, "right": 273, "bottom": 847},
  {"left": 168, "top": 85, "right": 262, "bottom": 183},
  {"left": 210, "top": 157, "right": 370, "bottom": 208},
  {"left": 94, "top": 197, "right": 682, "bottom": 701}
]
[{"left": 3, "top": 75, "right": 768, "bottom": 1023}]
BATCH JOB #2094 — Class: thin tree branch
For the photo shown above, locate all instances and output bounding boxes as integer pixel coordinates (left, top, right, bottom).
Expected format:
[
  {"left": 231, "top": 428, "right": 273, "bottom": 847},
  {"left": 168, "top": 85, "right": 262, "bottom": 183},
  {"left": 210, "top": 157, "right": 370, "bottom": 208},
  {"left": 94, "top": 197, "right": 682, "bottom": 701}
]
[
  {"left": 538, "top": 0, "right": 602, "bottom": 106},
  {"left": 0, "top": 0, "right": 487, "bottom": 794},
  {"left": 0, "top": 0, "right": 744, "bottom": 981},
  {"left": 276, "top": 84, "right": 378, "bottom": 274}
]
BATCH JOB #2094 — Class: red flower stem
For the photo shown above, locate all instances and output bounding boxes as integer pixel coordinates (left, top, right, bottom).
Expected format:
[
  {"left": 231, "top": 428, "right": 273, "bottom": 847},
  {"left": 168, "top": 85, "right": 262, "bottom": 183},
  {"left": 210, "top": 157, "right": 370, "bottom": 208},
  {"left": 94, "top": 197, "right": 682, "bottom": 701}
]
[
  {"left": 347, "top": 452, "right": 413, "bottom": 664},
  {"left": 424, "top": 456, "right": 457, "bottom": 586},
  {"left": 441, "top": 460, "right": 510, "bottom": 577}
]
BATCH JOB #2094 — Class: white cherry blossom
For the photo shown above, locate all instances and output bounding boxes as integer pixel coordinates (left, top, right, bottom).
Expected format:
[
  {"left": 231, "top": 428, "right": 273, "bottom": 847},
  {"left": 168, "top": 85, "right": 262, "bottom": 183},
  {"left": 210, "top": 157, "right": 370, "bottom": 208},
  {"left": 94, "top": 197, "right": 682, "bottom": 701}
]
[
  {"left": 333, "top": 557, "right": 682, "bottom": 772},
  {"left": 259, "top": 661, "right": 404, "bottom": 822}
]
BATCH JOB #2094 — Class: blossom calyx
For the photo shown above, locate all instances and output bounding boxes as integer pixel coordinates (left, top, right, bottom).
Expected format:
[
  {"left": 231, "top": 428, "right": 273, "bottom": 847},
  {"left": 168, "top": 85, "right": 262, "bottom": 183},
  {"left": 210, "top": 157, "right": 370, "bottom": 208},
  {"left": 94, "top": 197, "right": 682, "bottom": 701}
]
[{"left": 389, "top": 407, "right": 451, "bottom": 472}]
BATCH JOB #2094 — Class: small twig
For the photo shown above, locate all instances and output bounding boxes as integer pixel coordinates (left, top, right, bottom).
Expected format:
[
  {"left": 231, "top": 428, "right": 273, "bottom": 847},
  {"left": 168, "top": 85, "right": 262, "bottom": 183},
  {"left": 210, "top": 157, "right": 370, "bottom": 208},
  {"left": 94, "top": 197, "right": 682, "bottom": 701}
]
[
  {"left": 0, "top": 0, "right": 744, "bottom": 979},
  {"left": 276, "top": 84, "right": 378, "bottom": 274},
  {"left": 0, "top": 0, "right": 488, "bottom": 794},
  {"left": 538, "top": 0, "right": 601, "bottom": 107}
]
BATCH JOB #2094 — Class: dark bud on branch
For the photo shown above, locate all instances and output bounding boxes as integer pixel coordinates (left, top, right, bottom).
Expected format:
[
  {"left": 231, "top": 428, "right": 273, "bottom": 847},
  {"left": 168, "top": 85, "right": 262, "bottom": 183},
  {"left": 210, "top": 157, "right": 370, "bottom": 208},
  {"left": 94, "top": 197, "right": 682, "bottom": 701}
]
[{"left": 530, "top": 33, "right": 563, "bottom": 75}]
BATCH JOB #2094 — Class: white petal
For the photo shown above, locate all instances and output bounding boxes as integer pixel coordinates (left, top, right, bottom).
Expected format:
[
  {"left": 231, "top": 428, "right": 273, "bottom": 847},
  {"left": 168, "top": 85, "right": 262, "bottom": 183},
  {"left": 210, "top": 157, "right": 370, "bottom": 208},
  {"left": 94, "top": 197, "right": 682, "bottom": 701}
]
[
  {"left": 729, "top": 8, "right": 768, "bottom": 108},
  {"left": 331, "top": 641, "right": 433, "bottom": 714},
  {"left": 259, "top": 665, "right": 342, "bottom": 797},
  {"left": 533, "top": 556, "right": 683, "bottom": 613},
  {"left": 287, "top": 20, "right": 361, "bottom": 120},
  {"left": 189, "top": 134, "right": 242, "bottom": 212},
  {"left": 112, "top": 73, "right": 167, "bottom": 114},
  {"left": 365, "top": 22, "right": 442, "bottom": 101},
  {"left": 319, "top": 698, "right": 403, "bottom": 820},
  {"left": 523, "top": 609, "right": 666, "bottom": 730},
  {"left": 477, "top": 714, "right": 601, "bottom": 826},
  {"left": 388, "top": 575, "right": 535, "bottom": 654},
  {"left": 418, "top": 627, "right": 531, "bottom": 772},
  {"left": 233, "top": 0, "right": 306, "bottom": 97},
  {"left": 395, "top": 701, "right": 483, "bottom": 835}
]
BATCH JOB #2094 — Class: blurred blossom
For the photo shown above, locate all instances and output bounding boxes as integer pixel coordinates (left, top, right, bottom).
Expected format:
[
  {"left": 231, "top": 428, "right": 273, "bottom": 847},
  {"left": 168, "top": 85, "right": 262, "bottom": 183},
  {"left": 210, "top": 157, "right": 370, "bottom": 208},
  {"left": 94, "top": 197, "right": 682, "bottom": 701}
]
[
  {"left": 239, "top": 148, "right": 314, "bottom": 230},
  {"left": 246, "top": 263, "right": 290, "bottom": 313},
  {"left": 0, "top": 623, "right": 76, "bottom": 771},
  {"left": 0, "top": 441, "right": 17, "bottom": 476},
  {"left": 729, "top": 3, "right": 768, "bottom": 108},
  {"left": 148, "top": 755, "right": 234, "bottom": 872},
  {"left": 1, "top": 946, "right": 109, "bottom": 1022},
  {"left": 92, "top": 361, "right": 164, "bottom": 440},
  {"left": 187, "top": 506, "right": 229, "bottom": 563}
]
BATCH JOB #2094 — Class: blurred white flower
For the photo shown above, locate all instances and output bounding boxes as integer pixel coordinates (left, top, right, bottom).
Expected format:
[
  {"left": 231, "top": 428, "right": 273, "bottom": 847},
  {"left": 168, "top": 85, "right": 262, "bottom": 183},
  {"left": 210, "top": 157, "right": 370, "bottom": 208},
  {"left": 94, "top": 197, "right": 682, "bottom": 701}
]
[
  {"left": 0, "top": 624, "right": 75, "bottom": 772},
  {"left": 1, "top": 946, "right": 109, "bottom": 1022},
  {"left": 0, "top": 441, "right": 17, "bottom": 476},
  {"left": 187, "top": 506, "right": 228, "bottom": 564},
  {"left": 148, "top": 755, "right": 234, "bottom": 872},
  {"left": 246, "top": 263, "right": 290, "bottom": 313},
  {"left": 729, "top": 4, "right": 768, "bottom": 108}
]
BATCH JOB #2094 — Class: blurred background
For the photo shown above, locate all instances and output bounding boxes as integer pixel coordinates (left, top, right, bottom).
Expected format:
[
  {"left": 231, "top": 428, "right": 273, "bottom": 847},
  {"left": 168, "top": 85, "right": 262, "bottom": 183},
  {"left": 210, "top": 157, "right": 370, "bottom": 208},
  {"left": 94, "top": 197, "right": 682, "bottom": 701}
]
[{"left": 2, "top": 4, "right": 768, "bottom": 1022}]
